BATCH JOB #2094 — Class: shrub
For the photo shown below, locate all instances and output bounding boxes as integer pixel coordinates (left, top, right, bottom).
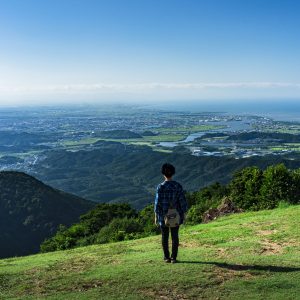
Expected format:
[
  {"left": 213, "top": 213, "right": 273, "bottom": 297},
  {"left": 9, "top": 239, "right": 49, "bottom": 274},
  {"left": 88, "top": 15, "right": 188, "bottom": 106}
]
[
  {"left": 185, "top": 182, "right": 226, "bottom": 224},
  {"left": 229, "top": 164, "right": 299, "bottom": 210},
  {"left": 259, "top": 164, "right": 293, "bottom": 209},
  {"left": 138, "top": 204, "right": 160, "bottom": 235},
  {"left": 185, "top": 204, "right": 204, "bottom": 224},
  {"left": 96, "top": 218, "right": 144, "bottom": 244},
  {"left": 277, "top": 201, "right": 291, "bottom": 209},
  {"left": 40, "top": 203, "right": 137, "bottom": 252},
  {"left": 229, "top": 166, "right": 263, "bottom": 210}
]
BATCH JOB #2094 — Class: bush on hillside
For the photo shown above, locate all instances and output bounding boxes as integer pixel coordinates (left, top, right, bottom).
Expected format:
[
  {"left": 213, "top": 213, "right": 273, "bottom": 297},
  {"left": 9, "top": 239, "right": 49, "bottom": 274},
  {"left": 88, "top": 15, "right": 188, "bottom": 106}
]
[
  {"left": 229, "top": 166, "right": 263, "bottom": 210},
  {"left": 96, "top": 217, "right": 144, "bottom": 244},
  {"left": 40, "top": 203, "right": 137, "bottom": 252},
  {"left": 79, "top": 203, "right": 137, "bottom": 235},
  {"left": 137, "top": 204, "right": 160, "bottom": 235},
  {"left": 185, "top": 204, "right": 204, "bottom": 224},
  {"left": 230, "top": 164, "right": 300, "bottom": 210},
  {"left": 185, "top": 182, "right": 228, "bottom": 224},
  {"left": 259, "top": 164, "right": 293, "bottom": 209}
]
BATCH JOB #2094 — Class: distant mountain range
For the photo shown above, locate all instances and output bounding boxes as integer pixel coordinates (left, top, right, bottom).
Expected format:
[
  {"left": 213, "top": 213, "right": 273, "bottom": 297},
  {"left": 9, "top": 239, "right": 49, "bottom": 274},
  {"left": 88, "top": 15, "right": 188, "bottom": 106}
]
[{"left": 0, "top": 171, "right": 95, "bottom": 258}]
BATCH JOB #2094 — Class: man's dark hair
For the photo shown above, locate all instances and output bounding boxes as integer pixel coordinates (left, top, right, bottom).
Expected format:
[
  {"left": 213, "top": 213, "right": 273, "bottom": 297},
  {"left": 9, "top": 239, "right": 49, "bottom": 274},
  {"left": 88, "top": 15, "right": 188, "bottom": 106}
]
[{"left": 161, "top": 163, "right": 175, "bottom": 178}]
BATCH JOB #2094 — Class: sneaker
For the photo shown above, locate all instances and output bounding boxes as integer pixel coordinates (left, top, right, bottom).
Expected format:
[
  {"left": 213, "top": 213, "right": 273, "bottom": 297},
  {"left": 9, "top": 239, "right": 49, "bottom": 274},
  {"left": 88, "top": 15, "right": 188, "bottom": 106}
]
[
  {"left": 164, "top": 258, "right": 171, "bottom": 263},
  {"left": 171, "top": 258, "right": 177, "bottom": 264}
]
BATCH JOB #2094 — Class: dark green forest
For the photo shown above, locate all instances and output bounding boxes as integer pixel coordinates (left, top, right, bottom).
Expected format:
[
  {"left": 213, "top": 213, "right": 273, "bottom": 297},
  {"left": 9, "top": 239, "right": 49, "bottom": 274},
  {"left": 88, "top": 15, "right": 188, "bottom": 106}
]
[
  {"left": 0, "top": 172, "right": 94, "bottom": 258},
  {"left": 197, "top": 131, "right": 300, "bottom": 143},
  {"left": 32, "top": 141, "right": 300, "bottom": 209},
  {"left": 0, "top": 131, "right": 58, "bottom": 152},
  {"left": 227, "top": 131, "right": 300, "bottom": 143}
]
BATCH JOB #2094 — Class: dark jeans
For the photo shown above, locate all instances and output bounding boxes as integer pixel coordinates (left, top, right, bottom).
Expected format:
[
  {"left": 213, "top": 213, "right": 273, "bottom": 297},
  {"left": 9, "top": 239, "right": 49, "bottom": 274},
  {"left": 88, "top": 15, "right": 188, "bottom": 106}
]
[{"left": 160, "top": 225, "right": 179, "bottom": 259}]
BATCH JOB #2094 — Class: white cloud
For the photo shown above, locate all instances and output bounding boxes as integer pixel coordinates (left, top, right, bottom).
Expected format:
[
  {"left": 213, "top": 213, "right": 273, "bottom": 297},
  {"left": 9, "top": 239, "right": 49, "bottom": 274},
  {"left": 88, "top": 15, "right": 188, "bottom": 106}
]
[
  {"left": 1, "top": 82, "right": 300, "bottom": 94},
  {"left": 0, "top": 82, "right": 299, "bottom": 105}
]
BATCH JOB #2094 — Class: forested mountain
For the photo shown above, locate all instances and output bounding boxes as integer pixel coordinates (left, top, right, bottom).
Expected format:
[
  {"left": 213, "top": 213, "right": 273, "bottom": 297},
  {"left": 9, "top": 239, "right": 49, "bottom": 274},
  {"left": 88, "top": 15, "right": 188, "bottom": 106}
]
[
  {"left": 0, "top": 171, "right": 95, "bottom": 258},
  {"left": 32, "top": 141, "right": 300, "bottom": 209},
  {"left": 0, "top": 131, "right": 48, "bottom": 145},
  {"left": 227, "top": 131, "right": 300, "bottom": 142},
  {"left": 0, "top": 131, "right": 56, "bottom": 152}
]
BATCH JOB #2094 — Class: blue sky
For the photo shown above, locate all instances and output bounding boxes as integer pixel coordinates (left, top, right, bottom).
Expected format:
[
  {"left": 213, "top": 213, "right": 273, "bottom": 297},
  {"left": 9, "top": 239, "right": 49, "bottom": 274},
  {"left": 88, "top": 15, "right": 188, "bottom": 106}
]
[{"left": 0, "top": 0, "right": 300, "bottom": 104}]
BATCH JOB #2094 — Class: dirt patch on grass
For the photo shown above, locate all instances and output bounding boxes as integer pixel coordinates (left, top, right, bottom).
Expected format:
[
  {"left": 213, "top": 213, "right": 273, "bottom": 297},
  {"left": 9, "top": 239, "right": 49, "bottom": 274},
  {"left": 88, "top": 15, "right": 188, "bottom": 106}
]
[
  {"left": 254, "top": 227, "right": 299, "bottom": 255},
  {"left": 20, "top": 257, "right": 99, "bottom": 297},
  {"left": 18, "top": 276, "right": 105, "bottom": 296},
  {"left": 96, "top": 256, "right": 121, "bottom": 265},
  {"left": 140, "top": 287, "right": 190, "bottom": 300},
  {"left": 259, "top": 240, "right": 283, "bottom": 255},
  {"left": 24, "top": 257, "right": 95, "bottom": 276},
  {"left": 282, "top": 239, "right": 300, "bottom": 247},
  {"left": 216, "top": 248, "right": 229, "bottom": 259},
  {"left": 0, "top": 274, "right": 14, "bottom": 291},
  {"left": 21, "top": 267, "right": 106, "bottom": 296},
  {"left": 55, "top": 279, "right": 104, "bottom": 292},
  {"left": 53, "top": 256, "right": 97, "bottom": 273},
  {"left": 257, "top": 229, "right": 278, "bottom": 236},
  {"left": 21, "top": 268, "right": 49, "bottom": 296},
  {"left": 180, "top": 240, "right": 200, "bottom": 248},
  {"left": 211, "top": 266, "right": 255, "bottom": 285},
  {"left": 24, "top": 267, "right": 40, "bottom": 275},
  {"left": 245, "top": 222, "right": 276, "bottom": 230}
]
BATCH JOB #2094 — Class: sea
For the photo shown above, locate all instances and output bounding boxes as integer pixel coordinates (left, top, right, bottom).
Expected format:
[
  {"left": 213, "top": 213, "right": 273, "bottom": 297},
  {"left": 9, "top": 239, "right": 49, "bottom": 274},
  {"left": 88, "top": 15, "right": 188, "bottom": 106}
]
[{"left": 152, "top": 99, "right": 300, "bottom": 122}]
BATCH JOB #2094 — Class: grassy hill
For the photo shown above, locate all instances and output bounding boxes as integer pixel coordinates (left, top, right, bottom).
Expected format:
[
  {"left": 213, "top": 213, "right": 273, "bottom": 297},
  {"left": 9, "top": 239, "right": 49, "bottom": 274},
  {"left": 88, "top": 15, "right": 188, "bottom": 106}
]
[{"left": 1, "top": 205, "right": 299, "bottom": 299}]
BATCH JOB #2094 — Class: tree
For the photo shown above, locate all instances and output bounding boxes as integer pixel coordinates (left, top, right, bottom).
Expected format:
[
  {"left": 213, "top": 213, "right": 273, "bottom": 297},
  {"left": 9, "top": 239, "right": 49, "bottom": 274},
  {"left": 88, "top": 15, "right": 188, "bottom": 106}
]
[
  {"left": 260, "top": 164, "right": 293, "bottom": 209},
  {"left": 229, "top": 167, "right": 263, "bottom": 210}
]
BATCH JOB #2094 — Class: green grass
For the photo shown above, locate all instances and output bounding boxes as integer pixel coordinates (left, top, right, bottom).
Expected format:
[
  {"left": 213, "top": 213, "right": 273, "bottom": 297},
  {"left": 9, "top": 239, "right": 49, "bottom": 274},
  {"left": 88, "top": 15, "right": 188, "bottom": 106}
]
[
  {"left": 142, "top": 134, "right": 186, "bottom": 142},
  {"left": 62, "top": 138, "right": 102, "bottom": 146},
  {"left": 1, "top": 206, "right": 299, "bottom": 300}
]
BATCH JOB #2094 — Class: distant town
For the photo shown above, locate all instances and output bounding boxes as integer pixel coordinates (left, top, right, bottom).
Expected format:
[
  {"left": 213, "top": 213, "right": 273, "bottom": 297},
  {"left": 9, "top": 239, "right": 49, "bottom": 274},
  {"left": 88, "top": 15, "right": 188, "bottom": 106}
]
[{"left": 0, "top": 105, "right": 299, "bottom": 172}]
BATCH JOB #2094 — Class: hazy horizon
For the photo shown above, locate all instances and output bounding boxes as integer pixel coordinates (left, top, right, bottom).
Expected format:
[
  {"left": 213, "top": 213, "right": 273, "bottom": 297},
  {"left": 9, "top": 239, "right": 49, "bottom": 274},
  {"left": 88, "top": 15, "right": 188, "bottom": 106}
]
[{"left": 1, "top": 99, "right": 300, "bottom": 122}]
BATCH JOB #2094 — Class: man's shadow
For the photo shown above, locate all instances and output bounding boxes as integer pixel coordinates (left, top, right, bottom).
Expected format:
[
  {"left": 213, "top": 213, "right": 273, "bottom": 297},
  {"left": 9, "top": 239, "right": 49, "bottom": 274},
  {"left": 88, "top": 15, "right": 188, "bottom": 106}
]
[{"left": 179, "top": 261, "right": 300, "bottom": 273}]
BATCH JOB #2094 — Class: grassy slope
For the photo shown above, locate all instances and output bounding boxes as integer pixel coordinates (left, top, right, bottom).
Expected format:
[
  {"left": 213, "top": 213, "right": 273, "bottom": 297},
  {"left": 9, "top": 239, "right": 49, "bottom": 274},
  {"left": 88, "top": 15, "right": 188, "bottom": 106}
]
[{"left": 0, "top": 206, "right": 299, "bottom": 300}]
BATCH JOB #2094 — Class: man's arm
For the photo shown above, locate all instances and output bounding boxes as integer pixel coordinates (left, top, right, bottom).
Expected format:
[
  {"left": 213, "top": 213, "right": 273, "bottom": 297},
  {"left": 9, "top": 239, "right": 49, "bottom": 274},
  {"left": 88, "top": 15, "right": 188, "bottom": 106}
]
[{"left": 154, "top": 213, "right": 158, "bottom": 225}]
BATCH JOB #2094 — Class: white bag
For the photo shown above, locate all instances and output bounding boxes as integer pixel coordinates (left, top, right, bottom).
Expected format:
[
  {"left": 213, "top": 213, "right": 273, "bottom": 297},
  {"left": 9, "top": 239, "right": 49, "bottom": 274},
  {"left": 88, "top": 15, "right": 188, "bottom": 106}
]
[{"left": 164, "top": 208, "right": 180, "bottom": 227}]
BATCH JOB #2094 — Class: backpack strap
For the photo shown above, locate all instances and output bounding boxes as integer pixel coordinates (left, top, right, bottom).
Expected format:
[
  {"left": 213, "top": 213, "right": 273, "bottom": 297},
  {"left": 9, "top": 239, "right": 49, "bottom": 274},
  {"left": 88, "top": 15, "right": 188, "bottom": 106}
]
[{"left": 169, "top": 198, "right": 176, "bottom": 209}]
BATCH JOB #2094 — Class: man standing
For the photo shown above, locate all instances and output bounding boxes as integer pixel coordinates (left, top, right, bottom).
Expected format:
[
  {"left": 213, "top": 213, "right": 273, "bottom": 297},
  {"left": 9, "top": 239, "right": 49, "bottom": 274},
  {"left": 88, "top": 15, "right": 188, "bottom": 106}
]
[{"left": 154, "top": 163, "right": 188, "bottom": 263}]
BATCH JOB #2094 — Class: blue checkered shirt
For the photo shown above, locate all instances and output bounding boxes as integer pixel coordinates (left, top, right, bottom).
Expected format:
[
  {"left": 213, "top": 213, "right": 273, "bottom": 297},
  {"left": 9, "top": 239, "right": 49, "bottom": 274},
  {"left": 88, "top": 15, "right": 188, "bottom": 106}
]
[{"left": 154, "top": 180, "right": 188, "bottom": 226}]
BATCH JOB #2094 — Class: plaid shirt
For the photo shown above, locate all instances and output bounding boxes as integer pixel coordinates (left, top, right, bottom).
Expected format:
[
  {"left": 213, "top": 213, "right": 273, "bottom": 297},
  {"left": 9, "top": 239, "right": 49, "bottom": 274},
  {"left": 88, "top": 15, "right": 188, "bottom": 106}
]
[{"left": 154, "top": 180, "right": 188, "bottom": 226}]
